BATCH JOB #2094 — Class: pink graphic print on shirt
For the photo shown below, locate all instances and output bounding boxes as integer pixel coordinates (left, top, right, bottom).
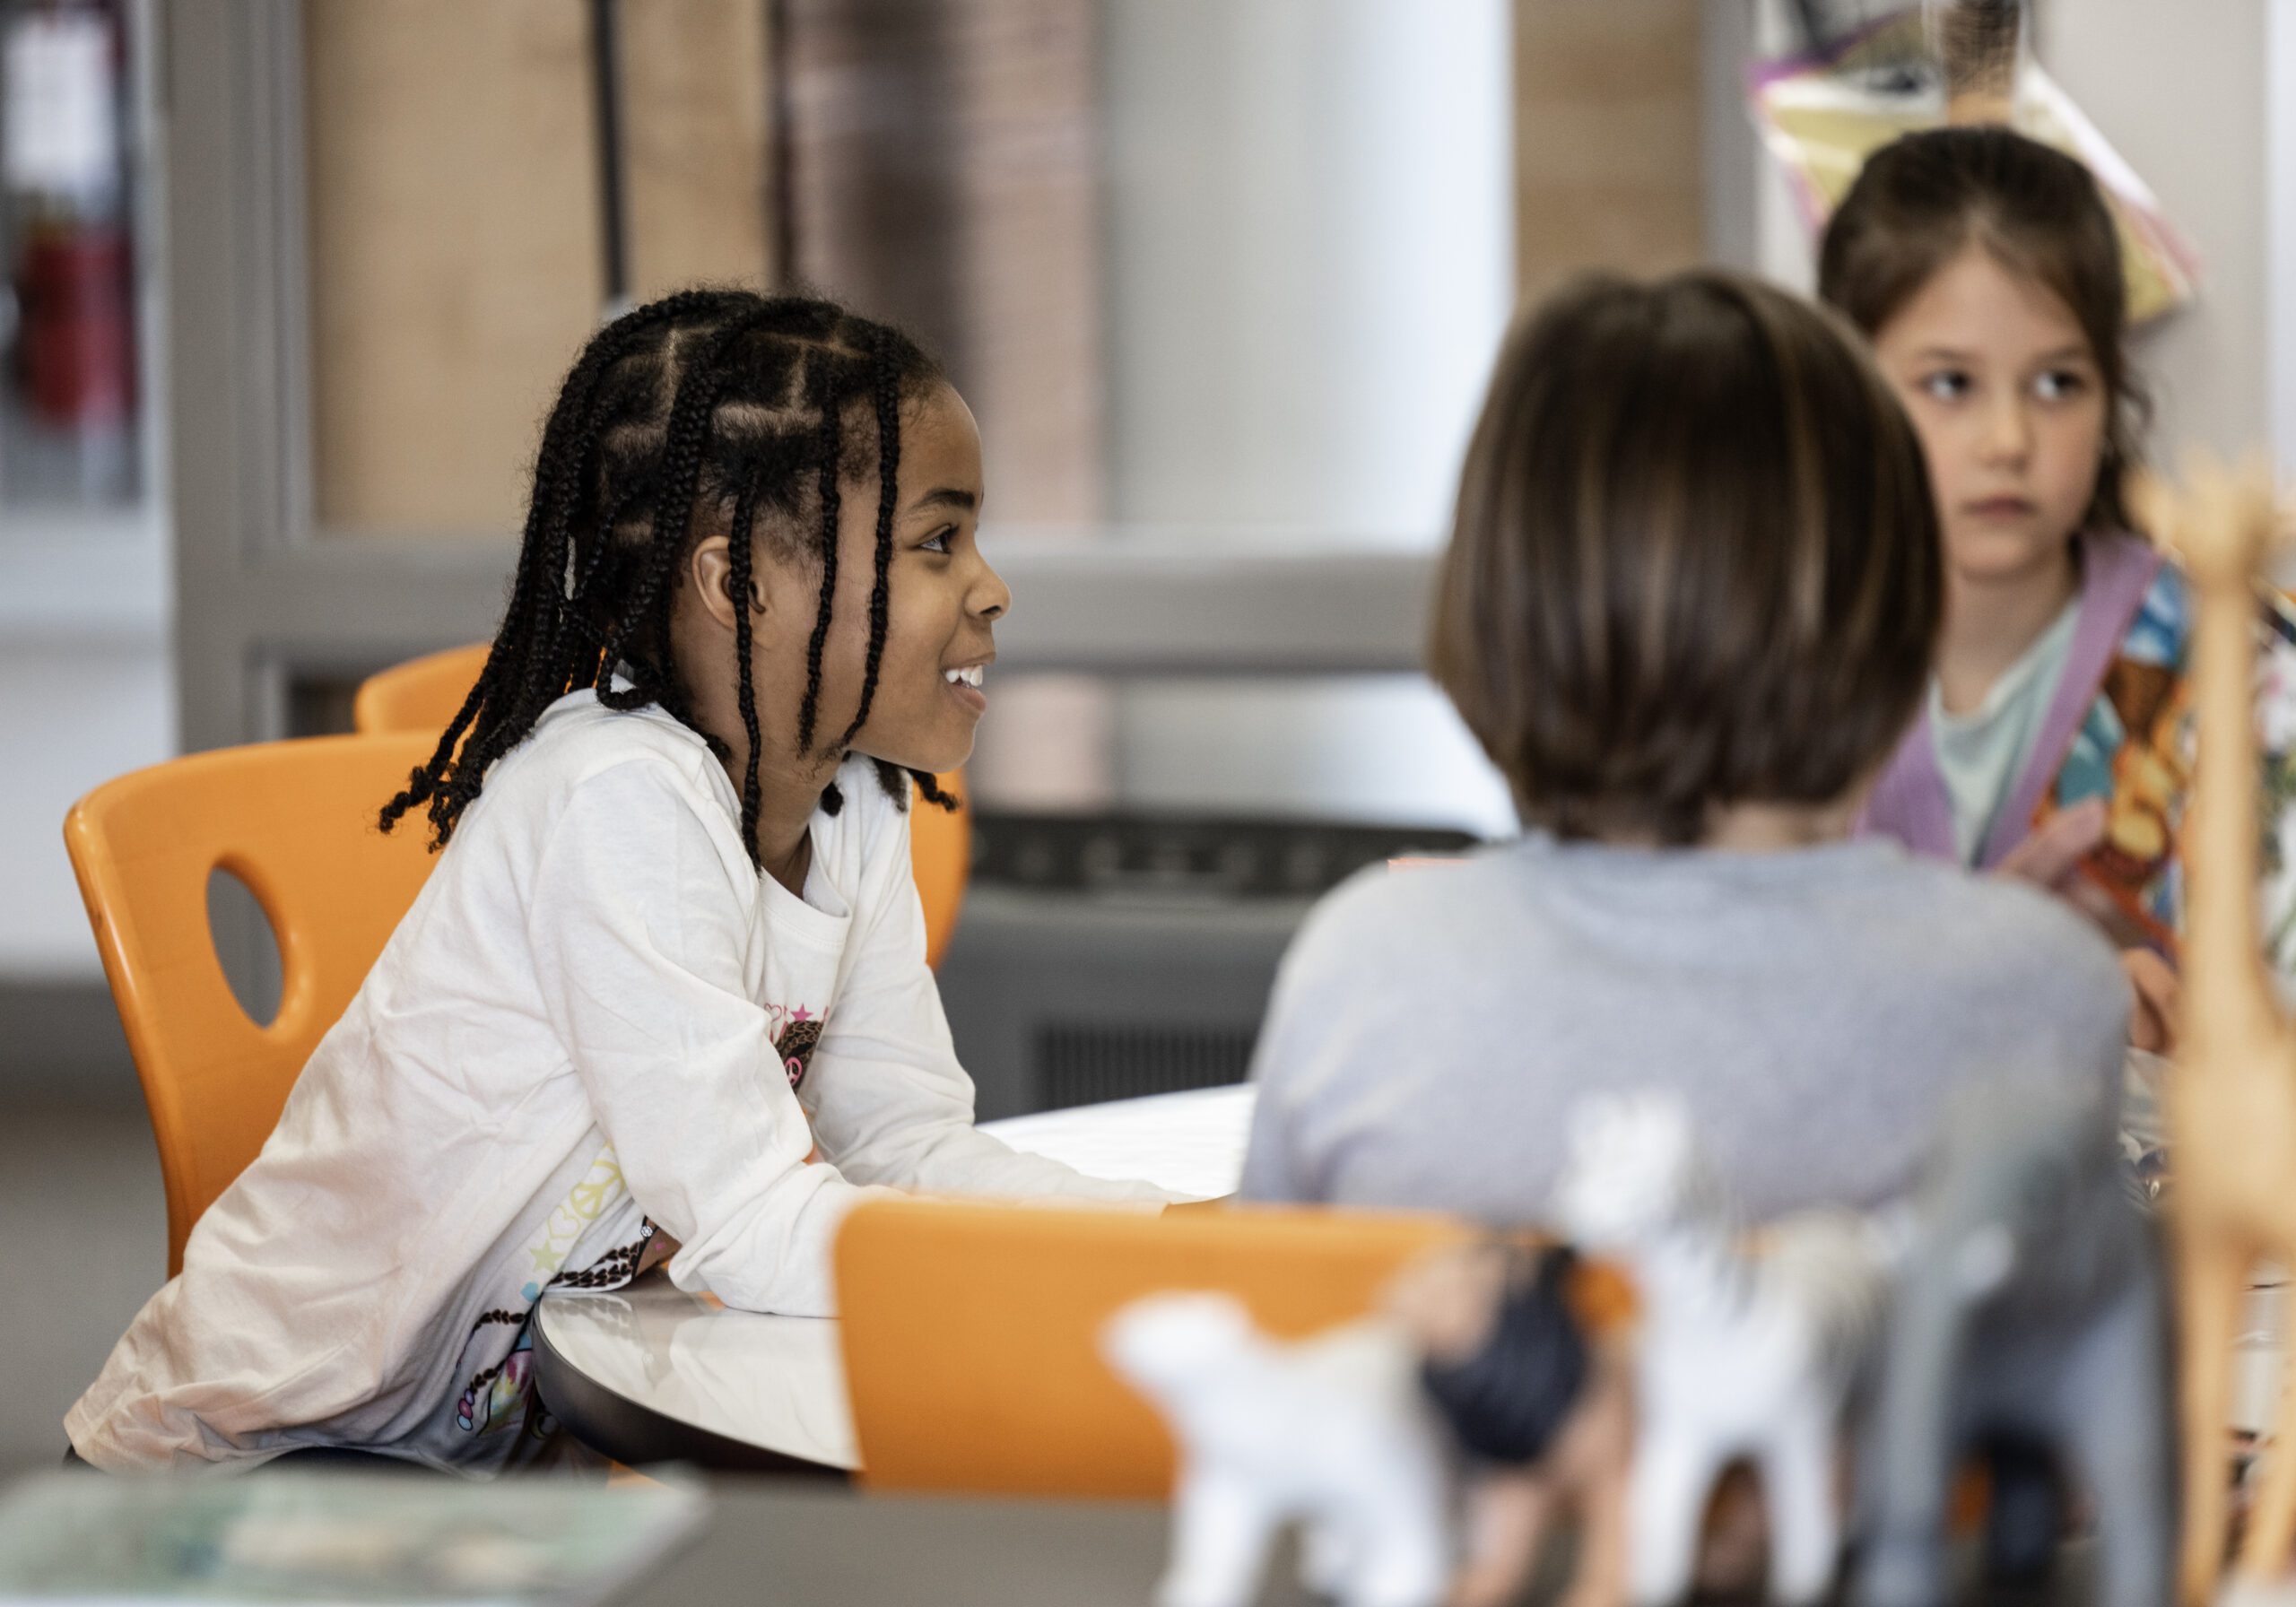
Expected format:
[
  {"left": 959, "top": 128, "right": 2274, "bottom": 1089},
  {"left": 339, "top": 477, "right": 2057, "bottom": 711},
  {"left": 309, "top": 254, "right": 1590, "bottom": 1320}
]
[{"left": 764, "top": 1003, "right": 823, "bottom": 1090}]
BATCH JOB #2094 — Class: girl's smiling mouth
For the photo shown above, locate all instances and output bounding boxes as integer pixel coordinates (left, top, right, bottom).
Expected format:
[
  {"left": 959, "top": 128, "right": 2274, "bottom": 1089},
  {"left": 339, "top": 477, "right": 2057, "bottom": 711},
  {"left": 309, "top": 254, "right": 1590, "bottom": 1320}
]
[{"left": 943, "top": 659, "right": 989, "bottom": 712}]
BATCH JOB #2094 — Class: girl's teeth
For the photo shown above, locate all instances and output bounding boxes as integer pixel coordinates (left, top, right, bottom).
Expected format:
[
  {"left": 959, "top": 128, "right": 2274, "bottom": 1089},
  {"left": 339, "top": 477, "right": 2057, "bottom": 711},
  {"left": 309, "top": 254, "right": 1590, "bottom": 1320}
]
[{"left": 944, "top": 666, "right": 983, "bottom": 688}]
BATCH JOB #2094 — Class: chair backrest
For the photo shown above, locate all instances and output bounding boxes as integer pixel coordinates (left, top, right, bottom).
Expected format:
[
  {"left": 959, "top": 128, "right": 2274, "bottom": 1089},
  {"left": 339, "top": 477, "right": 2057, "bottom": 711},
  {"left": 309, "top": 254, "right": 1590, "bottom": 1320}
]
[
  {"left": 834, "top": 1197, "right": 1468, "bottom": 1498},
  {"left": 64, "top": 734, "right": 443, "bottom": 1275},
  {"left": 352, "top": 645, "right": 971, "bottom": 968},
  {"left": 350, "top": 643, "right": 491, "bottom": 738},
  {"left": 905, "top": 786, "right": 970, "bottom": 971}
]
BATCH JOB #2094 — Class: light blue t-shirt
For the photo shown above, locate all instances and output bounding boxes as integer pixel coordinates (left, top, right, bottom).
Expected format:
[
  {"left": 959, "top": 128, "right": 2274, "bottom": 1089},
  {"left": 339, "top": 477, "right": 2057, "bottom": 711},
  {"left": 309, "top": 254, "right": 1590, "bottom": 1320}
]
[{"left": 1929, "top": 599, "right": 2081, "bottom": 866}]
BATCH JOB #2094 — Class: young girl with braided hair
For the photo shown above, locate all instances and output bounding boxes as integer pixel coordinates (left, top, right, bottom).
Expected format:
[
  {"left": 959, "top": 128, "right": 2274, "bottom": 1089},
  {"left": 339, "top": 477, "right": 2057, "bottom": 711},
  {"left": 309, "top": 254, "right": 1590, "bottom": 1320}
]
[{"left": 68, "top": 291, "right": 1171, "bottom": 1473}]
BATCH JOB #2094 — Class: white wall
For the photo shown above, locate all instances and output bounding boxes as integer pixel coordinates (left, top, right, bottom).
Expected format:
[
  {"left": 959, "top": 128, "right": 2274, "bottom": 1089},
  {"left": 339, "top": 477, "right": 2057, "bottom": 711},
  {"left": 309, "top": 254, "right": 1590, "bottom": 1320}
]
[
  {"left": 1741, "top": 0, "right": 2274, "bottom": 465},
  {"left": 2268, "top": 0, "right": 2296, "bottom": 472},
  {"left": 0, "top": 592, "right": 172, "bottom": 982},
  {"left": 0, "top": 2, "right": 172, "bottom": 988},
  {"left": 1098, "top": 0, "right": 1518, "bottom": 836},
  {"left": 2046, "top": 0, "right": 2271, "bottom": 464}
]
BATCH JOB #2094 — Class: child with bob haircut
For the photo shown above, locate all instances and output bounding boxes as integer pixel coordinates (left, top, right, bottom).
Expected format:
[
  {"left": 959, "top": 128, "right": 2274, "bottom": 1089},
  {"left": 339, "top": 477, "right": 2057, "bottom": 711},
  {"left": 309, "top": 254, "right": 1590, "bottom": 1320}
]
[
  {"left": 69, "top": 292, "right": 1170, "bottom": 1473},
  {"left": 1239, "top": 270, "right": 2128, "bottom": 1221}
]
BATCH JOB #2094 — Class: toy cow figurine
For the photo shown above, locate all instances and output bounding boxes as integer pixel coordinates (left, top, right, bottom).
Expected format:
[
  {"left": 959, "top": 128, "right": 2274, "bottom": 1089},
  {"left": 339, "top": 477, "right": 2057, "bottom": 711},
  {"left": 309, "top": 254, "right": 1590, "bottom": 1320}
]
[
  {"left": 1850, "top": 1080, "right": 2174, "bottom": 1607},
  {"left": 1101, "top": 1290, "right": 1452, "bottom": 1607}
]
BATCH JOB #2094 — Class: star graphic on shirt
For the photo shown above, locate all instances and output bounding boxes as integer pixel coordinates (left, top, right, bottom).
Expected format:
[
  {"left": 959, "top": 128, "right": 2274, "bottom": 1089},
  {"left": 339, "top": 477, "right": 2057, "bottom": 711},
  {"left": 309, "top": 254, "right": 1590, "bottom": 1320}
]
[{"left": 790, "top": 1006, "right": 814, "bottom": 1022}]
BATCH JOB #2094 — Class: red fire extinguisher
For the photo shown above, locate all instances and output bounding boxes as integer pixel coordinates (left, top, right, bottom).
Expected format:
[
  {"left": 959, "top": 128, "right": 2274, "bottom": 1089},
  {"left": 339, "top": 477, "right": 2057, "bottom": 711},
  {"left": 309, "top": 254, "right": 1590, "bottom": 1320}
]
[{"left": 4, "top": 1, "right": 133, "bottom": 439}]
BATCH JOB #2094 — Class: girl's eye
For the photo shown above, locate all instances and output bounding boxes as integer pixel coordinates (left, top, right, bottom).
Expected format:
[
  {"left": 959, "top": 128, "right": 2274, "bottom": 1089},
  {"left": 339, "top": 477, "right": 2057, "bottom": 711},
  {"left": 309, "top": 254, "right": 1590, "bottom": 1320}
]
[
  {"left": 919, "top": 527, "right": 954, "bottom": 555},
  {"left": 1918, "top": 369, "right": 1970, "bottom": 403},
  {"left": 2033, "top": 369, "right": 2089, "bottom": 402}
]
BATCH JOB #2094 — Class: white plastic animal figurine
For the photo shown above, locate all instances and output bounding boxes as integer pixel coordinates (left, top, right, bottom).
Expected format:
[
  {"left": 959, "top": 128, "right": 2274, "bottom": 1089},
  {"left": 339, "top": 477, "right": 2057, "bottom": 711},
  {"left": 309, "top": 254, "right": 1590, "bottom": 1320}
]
[
  {"left": 1101, "top": 1290, "right": 1452, "bottom": 1607},
  {"left": 1553, "top": 1091, "right": 1885, "bottom": 1605}
]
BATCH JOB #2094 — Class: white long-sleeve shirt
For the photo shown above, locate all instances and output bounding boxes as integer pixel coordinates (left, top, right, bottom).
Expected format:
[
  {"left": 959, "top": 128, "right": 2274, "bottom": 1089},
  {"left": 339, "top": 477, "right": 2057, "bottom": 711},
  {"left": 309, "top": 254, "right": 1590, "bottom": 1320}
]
[{"left": 67, "top": 690, "right": 1166, "bottom": 1472}]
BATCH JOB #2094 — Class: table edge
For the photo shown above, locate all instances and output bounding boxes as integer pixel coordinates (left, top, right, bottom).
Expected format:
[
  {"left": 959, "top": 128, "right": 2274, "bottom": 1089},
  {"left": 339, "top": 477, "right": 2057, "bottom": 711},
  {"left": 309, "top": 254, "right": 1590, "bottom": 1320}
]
[{"left": 531, "top": 1297, "right": 854, "bottom": 1481}]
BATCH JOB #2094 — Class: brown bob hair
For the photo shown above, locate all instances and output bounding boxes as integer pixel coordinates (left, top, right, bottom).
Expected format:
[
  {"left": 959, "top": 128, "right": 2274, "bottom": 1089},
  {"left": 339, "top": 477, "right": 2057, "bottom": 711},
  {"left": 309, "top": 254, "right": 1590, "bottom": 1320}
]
[
  {"left": 1430, "top": 271, "right": 1943, "bottom": 846},
  {"left": 1818, "top": 125, "right": 2144, "bottom": 534}
]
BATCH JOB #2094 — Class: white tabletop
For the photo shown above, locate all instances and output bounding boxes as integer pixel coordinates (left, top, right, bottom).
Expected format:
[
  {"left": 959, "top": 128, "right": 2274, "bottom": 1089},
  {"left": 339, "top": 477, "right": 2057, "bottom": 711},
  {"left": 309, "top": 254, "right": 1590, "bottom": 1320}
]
[
  {"left": 533, "top": 1083, "right": 1256, "bottom": 1471},
  {"left": 963, "top": 1081, "right": 1254, "bottom": 1203}
]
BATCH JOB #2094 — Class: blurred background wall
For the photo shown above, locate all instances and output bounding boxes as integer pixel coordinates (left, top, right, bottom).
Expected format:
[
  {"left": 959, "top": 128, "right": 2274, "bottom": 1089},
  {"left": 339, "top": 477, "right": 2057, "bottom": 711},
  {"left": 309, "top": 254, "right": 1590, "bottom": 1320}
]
[
  {"left": 3, "top": 0, "right": 2286, "bottom": 1111},
  {"left": 2, "top": 0, "right": 2291, "bottom": 1482}
]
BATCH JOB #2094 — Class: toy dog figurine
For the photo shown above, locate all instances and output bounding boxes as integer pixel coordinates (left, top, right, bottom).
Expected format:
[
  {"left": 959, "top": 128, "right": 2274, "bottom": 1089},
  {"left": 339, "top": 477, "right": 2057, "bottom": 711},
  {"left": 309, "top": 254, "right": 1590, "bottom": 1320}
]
[{"left": 1102, "top": 1290, "right": 1452, "bottom": 1607}]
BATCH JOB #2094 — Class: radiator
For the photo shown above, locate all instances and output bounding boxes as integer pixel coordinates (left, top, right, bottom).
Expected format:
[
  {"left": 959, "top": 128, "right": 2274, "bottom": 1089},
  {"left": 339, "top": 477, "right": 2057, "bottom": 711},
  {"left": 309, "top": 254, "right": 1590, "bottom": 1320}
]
[{"left": 938, "top": 812, "right": 1477, "bottom": 1119}]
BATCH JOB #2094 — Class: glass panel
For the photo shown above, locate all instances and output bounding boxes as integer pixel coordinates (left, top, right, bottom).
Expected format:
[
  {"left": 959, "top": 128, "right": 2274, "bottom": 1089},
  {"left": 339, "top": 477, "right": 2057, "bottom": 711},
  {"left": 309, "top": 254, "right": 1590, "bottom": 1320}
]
[
  {"left": 285, "top": 0, "right": 1705, "bottom": 824},
  {"left": 300, "top": 0, "right": 772, "bottom": 535}
]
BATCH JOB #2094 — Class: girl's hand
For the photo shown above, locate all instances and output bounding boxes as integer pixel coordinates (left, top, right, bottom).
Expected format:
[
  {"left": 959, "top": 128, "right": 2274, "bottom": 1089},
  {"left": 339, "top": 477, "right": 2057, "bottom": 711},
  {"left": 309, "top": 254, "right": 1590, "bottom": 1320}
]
[
  {"left": 1993, "top": 797, "right": 2109, "bottom": 892},
  {"left": 2123, "top": 947, "right": 2179, "bottom": 1055},
  {"left": 1164, "top": 1194, "right": 1232, "bottom": 1215},
  {"left": 1992, "top": 802, "right": 2179, "bottom": 1050}
]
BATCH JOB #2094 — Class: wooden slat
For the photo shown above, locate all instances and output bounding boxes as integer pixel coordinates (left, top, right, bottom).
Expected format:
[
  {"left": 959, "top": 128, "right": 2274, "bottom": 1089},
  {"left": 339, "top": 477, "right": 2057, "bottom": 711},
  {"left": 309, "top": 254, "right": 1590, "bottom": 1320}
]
[
  {"left": 302, "top": 0, "right": 773, "bottom": 535},
  {"left": 1512, "top": 0, "right": 1707, "bottom": 308}
]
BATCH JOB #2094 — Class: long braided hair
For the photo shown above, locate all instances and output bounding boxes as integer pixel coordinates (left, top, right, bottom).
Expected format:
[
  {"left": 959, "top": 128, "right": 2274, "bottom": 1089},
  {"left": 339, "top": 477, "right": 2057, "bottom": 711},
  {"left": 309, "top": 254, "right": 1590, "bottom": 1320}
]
[{"left": 380, "top": 291, "right": 961, "bottom": 870}]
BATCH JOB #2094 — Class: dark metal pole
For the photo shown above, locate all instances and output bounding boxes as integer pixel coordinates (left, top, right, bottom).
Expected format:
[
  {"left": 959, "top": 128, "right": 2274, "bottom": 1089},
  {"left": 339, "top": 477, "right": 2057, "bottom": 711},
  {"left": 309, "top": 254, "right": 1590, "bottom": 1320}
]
[
  {"left": 766, "top": 0, "right": 797, "bottom": 290},
  {"left": 588, "top": 0, "right": 631, "bottom": 319},
  {"left": 1787, "top": 0, "right": 1833, "bottom": 55}
]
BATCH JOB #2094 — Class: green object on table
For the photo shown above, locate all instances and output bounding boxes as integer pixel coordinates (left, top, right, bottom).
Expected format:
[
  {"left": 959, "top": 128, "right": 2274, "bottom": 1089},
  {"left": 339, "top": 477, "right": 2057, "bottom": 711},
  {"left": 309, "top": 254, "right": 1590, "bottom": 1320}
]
[{"left": 0, "top": 1471, "right": 704, "bottom": 1603}]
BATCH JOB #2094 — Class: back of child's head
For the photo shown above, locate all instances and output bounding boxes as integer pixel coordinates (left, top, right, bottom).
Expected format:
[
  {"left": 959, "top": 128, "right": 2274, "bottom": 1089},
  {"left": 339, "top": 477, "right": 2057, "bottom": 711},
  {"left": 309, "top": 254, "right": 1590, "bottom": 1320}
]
[
  {"left": 1817, "top": 126, "right": 2141, "bottom": 531},
  {"left": 1430, "top": 271, "right": 1942, "bottom": 847},
  {"left": 382, "top": 290, "right": 951, "bottom": 855}
]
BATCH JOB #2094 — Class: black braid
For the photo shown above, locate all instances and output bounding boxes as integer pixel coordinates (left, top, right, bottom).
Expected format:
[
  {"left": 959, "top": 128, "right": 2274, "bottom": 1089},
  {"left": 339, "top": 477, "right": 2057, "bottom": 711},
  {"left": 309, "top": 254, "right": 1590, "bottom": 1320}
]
[
  {"left": 865, "top": 760, "right": 961, "bottom": 816},
  {"left": 831, "top": 328, "right": 903, "bottom": 755},
  {"left": 382, "top": 308, "right": 638, "bottom": 836},
  {"left": 726, "top": 481, "right": 765, "bottom": 864},
  {"left": 379, "top": 290, "right": 944, "bottom": 855},
  {"left": 909, "top": 767, "right": 961, "bottom": 812},
  {"left": 796, "top": 395, "right": 842, "bottom": 753},
  {"left": 596, "top": 305, "right": 785, "bottom": 717},
  {"left": 382, "top": 289, "right": 744, "bottom": 841}
]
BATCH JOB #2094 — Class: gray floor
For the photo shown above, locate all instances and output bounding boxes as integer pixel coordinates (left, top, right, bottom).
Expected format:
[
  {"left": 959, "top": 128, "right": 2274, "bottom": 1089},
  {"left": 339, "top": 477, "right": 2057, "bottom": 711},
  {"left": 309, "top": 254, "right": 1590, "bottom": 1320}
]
[{"left": 0, "top": 1100, "right": 166, "bottom": 1479}]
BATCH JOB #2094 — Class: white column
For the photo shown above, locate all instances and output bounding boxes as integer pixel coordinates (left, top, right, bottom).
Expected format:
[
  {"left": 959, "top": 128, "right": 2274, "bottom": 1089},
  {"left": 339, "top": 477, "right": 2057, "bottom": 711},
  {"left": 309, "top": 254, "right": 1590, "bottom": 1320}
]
[
  {"left": 1098, "top": 0, "right": 1518, "bottom": 835},
  {"left": 2045, "top": 0, "right": 2270, "bottom": 466},
  {"left": 2269, "top": 0, "right": 2296, "bottom": 474}
]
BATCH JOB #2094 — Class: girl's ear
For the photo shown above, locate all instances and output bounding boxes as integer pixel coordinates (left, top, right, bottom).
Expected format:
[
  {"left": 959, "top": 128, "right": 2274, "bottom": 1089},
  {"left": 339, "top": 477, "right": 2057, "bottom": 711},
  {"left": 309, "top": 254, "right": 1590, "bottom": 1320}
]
[{"left": 685, "top": 535, "right": 759, "bottom": 632}]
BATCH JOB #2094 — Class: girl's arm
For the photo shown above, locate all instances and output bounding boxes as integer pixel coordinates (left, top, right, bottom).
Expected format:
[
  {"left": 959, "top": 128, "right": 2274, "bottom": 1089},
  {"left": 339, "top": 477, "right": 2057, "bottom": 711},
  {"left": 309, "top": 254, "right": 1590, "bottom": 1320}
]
[
  {"left": 799, "top": 805, "right": 1174, "bottom": 1204},
  {"left": 527, "top": 760, "right": 890, "bottom": 1316}
]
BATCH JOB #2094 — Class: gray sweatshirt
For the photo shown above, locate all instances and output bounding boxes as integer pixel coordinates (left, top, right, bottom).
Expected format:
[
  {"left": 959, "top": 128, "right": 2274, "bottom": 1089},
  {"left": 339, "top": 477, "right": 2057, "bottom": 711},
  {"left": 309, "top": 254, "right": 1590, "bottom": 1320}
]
[{"left": 1239, "top": 835, "right": 2128, "bottom": 1223}]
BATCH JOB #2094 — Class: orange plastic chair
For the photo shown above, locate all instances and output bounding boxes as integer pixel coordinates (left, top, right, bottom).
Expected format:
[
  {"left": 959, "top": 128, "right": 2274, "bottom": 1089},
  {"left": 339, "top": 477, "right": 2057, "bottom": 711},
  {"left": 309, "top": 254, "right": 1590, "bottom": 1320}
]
[
  {"left": 64, "top": 734, "right": 444, "bottom": 1276},
  {"left": 833, "top": 1198, "right": 1472, "bottom": 1498},
  {"left": 903, "top": 785, "right": 970, "bottom": 971},
  {"left": 353, "top": 645, "right": 971, "bottom": 967},
  {"left": 349, "top": 642, "right": 491, "bottom": 737}
]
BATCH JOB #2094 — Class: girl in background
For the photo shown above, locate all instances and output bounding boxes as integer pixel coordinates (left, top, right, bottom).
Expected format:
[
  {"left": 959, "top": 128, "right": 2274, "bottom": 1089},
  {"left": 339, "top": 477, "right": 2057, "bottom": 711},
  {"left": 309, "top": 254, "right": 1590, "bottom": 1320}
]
[{"left": 1822, "top": 125, "right": 2296, "bottom": 1052}]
